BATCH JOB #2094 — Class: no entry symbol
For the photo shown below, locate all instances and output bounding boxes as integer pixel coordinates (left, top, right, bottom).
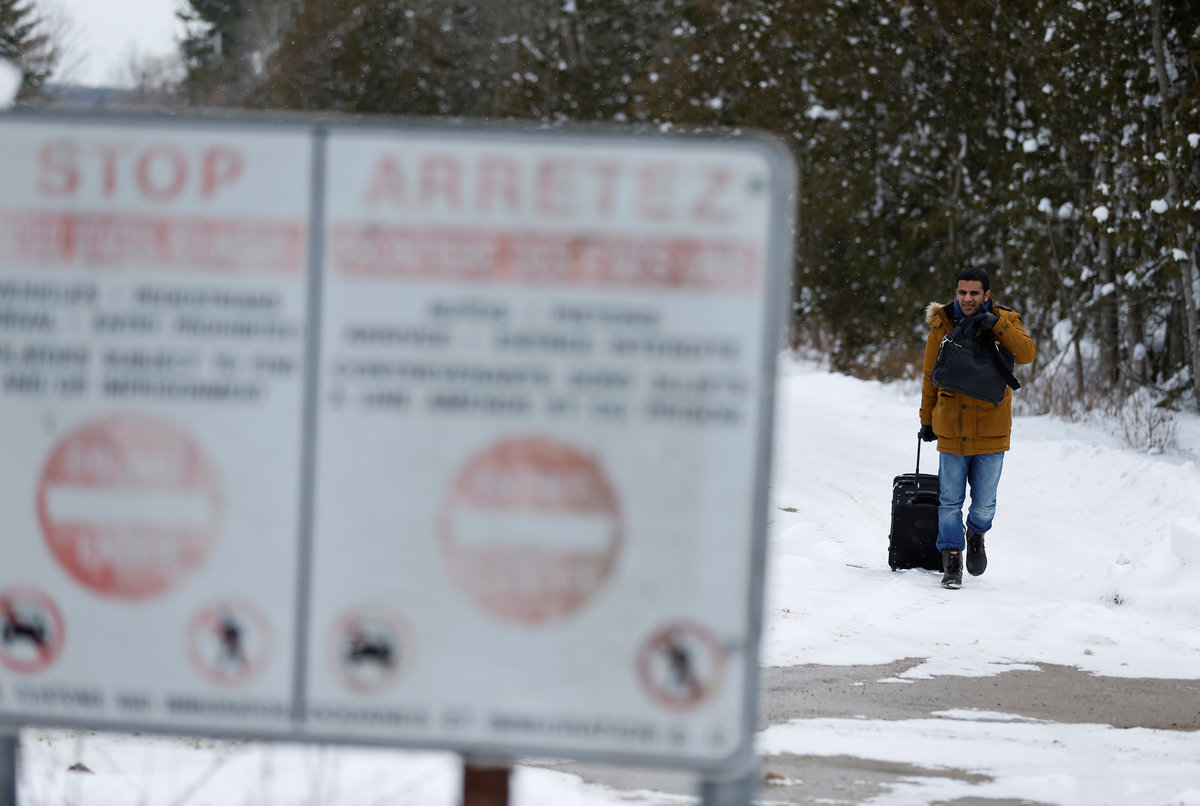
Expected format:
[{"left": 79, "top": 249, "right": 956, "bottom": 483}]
[
  {"left": 37, "top": 413, "right": 223, "bottom": 599},
  {"left": 0, "top": 586, "right": 66, "bottom": 675},
  {"left": 188, "top": 599, "right": 271, "bottom": 688},
  {"left": 637, "top": 622, "right": 726, "bottom": 711},
  {"left": 441, "top": 436, "right": 622, "bottom": 624},
  {"left": 331, "top": 605, "right": 411, "bottom": 695}
]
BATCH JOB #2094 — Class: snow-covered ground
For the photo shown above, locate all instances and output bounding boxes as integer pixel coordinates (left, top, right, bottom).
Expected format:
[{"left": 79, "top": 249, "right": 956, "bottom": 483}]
[
  {"left": 16, "top": 355, "right": 1200, "bottom": 805},
  {"left": 758, "top": 357, "right": 1200, "bottom": 805}
]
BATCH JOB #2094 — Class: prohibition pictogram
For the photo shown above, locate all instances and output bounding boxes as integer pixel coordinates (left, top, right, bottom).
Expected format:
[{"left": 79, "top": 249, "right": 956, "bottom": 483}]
[
  {"left": 637, "top": 621, "right": 726, "bottom": 711},
  {"left": 187, "top": 599, "right": 271, "bottom": 688},
  {"left": 330, "top": 605, "right": 411, "bottom": 695},
  {"left": 0, "top": 586, "right": 66, "bottom": 675},
  {"left": 37, "top": 412, "right": 223, "bottom": 599},
  {"left": 440, "top": 435, "right": 622, "bottom": 624}
]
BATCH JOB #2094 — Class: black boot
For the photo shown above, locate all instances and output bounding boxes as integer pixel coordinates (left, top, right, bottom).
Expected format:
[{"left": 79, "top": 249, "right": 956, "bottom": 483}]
[
  {"left": 941, "top": 549, "right": 963, "bottom": 590},
  {"left": 966, "top": 531, "right": 987, "bottom": 576}
]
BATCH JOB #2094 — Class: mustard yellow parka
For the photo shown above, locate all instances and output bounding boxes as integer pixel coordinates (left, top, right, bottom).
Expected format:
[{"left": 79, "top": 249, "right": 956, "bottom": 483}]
[{"left": 920, "top": 300, "right": 1037, "bottom": 456}]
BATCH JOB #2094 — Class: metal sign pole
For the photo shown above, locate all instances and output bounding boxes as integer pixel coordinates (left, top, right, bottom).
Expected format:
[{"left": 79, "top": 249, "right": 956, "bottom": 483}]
[
  {"left": 698, "top": 764, "right": 757, "bottom": 806},
  {"left": 0, "top": 729, "right": 17, "bottom": 806}
]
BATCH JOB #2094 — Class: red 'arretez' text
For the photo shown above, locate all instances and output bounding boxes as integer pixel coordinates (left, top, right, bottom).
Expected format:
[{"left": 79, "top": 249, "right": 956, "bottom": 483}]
[{"left": 359, "top": 152, "right": 739, "bottom": 226}]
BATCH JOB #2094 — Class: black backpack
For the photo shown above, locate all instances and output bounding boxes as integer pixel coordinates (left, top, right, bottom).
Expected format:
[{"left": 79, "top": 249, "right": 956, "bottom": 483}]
[{"left": 930, "top": 319, "right": 1020, "bottom": 404}]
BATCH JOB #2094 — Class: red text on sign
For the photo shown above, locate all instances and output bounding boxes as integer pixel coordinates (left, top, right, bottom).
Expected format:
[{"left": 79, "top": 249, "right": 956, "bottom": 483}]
[
  {"left": 332, "top": 226, "right": 758, "bottom": 293},
  {"left": 362, "top": 152, "right": 737, "bottom": 225},
  {"left": 38, "top": 140, "right": 245, "bottom": 202}
]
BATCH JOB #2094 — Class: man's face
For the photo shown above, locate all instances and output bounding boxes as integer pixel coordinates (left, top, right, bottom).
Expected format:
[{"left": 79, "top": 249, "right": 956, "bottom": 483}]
[{"left": 956, "top": 281, "right": 990, "bottom": 315}]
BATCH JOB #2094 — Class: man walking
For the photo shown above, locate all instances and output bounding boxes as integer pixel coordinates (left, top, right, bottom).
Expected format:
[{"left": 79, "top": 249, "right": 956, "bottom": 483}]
[{"left": 920, "top": 268, "right": 1037, "bottom": 589}]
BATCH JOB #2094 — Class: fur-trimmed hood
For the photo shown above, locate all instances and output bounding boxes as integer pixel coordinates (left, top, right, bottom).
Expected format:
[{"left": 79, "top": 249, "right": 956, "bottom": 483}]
[{"left": 924, "top": 300, "right": 948, "bottom": 327}]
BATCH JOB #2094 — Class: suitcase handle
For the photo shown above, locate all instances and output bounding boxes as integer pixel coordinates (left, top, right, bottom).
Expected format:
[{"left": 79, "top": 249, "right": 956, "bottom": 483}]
[{"left": 915, "top": 435, "right": 925, "bottom": 475}]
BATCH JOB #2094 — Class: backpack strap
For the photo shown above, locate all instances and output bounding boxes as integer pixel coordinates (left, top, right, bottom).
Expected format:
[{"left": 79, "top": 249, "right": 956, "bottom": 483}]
[{"left": 984, "top": 331, "right": 1021, "bottom": 391}]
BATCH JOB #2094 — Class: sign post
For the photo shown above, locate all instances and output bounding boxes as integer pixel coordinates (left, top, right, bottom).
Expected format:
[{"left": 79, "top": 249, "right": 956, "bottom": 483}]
[
  {"left": 0, "top": 111, "right": 795, "bottom": 803},
  {"left": 0, "top": 729, "right": 15, "bottom": 806},
  {"left": 699, "top": 764, "right": 758, "bottom": 806},
  {"left": 462, "top": 757, "right": 512, "bottom": 806}
]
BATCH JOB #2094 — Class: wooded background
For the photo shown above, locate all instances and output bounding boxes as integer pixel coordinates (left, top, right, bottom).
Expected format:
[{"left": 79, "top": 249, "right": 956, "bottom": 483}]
[{"left": 6, "top": 0, "right": 1200, "bottom": 425}]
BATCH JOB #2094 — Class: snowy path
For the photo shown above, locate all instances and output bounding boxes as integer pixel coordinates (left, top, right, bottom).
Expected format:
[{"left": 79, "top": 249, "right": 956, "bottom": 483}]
[
  {"left": 754, "top": 357, "right": 1200, "bottom": 804},
  {"left": 765, "top": 357, "right": 1200, "bottom": 680}
]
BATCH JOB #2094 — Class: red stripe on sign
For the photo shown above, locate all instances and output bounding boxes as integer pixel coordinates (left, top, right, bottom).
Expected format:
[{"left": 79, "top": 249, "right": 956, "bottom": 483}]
[
  {"left": 36, "top": 414, "right": 223, "bottom": 600},
  {"left": 0, "top": 211, "right": 306, "bottom": 274},
  {"left": 441, "top": 436, "right": 622, "bottom": 625},
  {"left": 332, "top": 225, "right": 759, "bottom": 293}
]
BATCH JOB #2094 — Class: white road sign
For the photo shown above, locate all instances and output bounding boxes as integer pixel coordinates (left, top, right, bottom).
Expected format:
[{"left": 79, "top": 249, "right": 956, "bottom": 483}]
[
  {"left": 0, "top": 112, "right": 793, "bottom": 771},
  {"left": 0, "top": 117, "right": 312, "bottom": 734}
]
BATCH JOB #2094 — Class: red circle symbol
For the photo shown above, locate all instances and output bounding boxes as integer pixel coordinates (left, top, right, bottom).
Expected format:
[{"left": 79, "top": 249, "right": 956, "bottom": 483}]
[
  {"left": 441, "top": 436, "right": 622, "bottom": 624},
  {"left": 187, "top": 599, "right": 271, "bottom": 688},
  {"left": 0, "top": 586, "right": 66, "bottom": 675},
  {"left": 330, "top": 605, "right": 412, "bottom": 695},
  {"left": 37, "top": 413, "right": 223, "bottom": 599},
  {"left": 637, "top": 621, "right": 726, "bottom": 711}
]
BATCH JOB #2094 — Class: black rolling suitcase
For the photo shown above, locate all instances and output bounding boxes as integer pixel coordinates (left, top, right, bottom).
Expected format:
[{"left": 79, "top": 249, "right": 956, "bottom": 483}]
[{"left": 888, "top": 437, "right": 942, "bottom": 571}]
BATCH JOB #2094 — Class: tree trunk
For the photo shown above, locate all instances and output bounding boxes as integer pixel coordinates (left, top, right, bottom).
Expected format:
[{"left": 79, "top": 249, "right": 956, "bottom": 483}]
[{"left": 1095, "top": 156, "right": 1120, "bottom": 387}]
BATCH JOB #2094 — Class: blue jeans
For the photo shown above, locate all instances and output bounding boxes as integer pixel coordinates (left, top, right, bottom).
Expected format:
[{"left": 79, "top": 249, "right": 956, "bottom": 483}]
[{"left": 937, "top": 452, "right": 1005, "bottom": 551}]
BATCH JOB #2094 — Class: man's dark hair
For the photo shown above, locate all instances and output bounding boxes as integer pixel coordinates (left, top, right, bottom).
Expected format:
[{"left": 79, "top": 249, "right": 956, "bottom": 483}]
[{"left": 957, "top": 267, "right": 991, "bottom": 292}]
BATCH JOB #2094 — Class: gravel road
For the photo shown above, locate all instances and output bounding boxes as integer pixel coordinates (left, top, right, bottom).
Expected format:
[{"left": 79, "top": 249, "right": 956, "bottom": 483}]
[{"left": 530, "top": 658, "right": 1200, "bottom": 804}]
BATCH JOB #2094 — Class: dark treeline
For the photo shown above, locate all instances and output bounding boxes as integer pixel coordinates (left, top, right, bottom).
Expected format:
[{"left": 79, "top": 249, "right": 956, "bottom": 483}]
[{"left": 14, "top": 0, "right": 1200, "bottom": 415}]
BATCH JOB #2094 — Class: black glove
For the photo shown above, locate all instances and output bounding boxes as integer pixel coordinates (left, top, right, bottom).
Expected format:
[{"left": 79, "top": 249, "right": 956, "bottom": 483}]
[
  {"left": 962, "top": 311, "right": 998, "bottom": 337},
  {"left": 919, "top": 425, "right": 936, "bottom": 442},
  {"left": 975, "top": 311, "right": 999, "bottom": 331}
]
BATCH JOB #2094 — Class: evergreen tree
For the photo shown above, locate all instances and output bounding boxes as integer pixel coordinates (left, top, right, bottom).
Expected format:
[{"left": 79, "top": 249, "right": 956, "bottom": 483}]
[
  {"left": 179, "top": 0, "right": 294, "bottom": 104},
  {"left": 179, "top": 0, "right": 241, "bottom": 102},
  {"left": 252, "top": 0, "right": 467, "bottom": 114},
  {"left": 0, "top": 0, "right": 57, "bottom": 102}
]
